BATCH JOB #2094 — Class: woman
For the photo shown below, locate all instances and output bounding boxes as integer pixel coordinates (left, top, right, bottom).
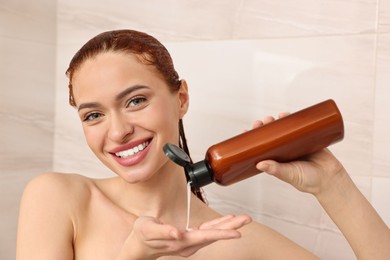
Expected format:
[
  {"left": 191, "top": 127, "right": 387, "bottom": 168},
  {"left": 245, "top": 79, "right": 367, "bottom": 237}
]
[{"left": 16, "top": 29, "right": 390, "bottom": 259}]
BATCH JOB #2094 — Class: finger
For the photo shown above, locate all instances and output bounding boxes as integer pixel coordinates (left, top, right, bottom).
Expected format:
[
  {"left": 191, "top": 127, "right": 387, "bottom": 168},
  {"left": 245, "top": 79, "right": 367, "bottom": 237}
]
[
  {"left": 262, "top": 116, "right": 275, "bottom": 125},
  {"left": 198, "top": 214, "right": 236, "bottom": 229},
  {"left": 185, "top": 228, "right": 241, "bottom": 243},
  {"left": 256, "top": 160, "right": 303, "bottom": 187},
  {"left": 252, "top": 120, "right": 263, "bottom": 129},
  {"left": 278, "top": 111, "right": 290, "bottom": 118},
  {"left": 150, "top": 228, "right": 241, "bottom": 256},
  {"left": 135, "top": 216, "right": 182, "bottom": 241},
  {"left": 200, "top": 215, "right": 251, "bottom": 230},
  {"left": 209, "top": 215, "right": 251, "bottom": 230},
  {"left": 214, "top": 215, "right": 251, "bottom": 230}
]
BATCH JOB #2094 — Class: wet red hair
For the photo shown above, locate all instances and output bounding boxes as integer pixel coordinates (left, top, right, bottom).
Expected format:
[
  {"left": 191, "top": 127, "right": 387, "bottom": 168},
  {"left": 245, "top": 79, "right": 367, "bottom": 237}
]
[
  {"left": 65, "top": 29, "right": 205, "bottom": 202},
  {"left": 66, "top": 29, "right": 181, "bottom": 106}
]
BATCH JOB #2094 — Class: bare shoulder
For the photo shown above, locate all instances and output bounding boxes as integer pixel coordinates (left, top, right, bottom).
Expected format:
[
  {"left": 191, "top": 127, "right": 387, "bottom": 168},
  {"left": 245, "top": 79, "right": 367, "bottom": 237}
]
[
  {"left": 18, "top": 171, "right": 97, "bottom": 228},
  {"left": 190, "top": 202, "right": 319, "bottom": 259},
  {"left": 198, "top": 219, "right": 319, "bottom": 259},
  {"left": 21, "top": 172, "right": 94, "bottom": 208},
  {"left": 24, "top": 171, "right": 92, "bottom": 188},
  {"left": 236, "top": 221, "right": 320, "bottom": 260},
  {"left": 23, "top": 172, "right": 93, "bottom": 193},
  {"left": 16, "top": 172, "right": 96, "bottom": 259}
]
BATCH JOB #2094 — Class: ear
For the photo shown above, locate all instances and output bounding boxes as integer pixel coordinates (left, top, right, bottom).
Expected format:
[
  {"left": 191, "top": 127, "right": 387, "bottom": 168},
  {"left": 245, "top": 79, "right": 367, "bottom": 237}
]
[{"left": 177, "top": 80, "right": 189, "bottom": 118}]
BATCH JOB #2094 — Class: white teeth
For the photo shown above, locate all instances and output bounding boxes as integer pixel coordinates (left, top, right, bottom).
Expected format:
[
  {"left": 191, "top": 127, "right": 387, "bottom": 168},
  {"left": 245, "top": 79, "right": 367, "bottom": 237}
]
[{"left": 115, "top": 141, "right": 149, "bottom": 158}]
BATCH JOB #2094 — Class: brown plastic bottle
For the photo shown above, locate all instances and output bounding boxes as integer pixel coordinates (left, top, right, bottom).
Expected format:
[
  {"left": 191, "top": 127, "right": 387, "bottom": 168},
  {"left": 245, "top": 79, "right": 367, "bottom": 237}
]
[{"left": 164, "top": 99, "right": 344, "bottom": 189}]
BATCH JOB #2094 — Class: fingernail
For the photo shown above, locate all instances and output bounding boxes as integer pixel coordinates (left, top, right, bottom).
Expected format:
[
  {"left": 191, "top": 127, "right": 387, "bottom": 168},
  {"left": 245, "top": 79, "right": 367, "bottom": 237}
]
[
  {"left": 233, "top": 232, "right": 241, "bottom": 238},
  {"left": 169, "top": 230, "right": 179, "bottom": 239},
  {"left": 244, "top": 218, "right": 252, "bottom": 224},
  {"left": 257, "top": 162, "right": 269, "bottom": 171}
]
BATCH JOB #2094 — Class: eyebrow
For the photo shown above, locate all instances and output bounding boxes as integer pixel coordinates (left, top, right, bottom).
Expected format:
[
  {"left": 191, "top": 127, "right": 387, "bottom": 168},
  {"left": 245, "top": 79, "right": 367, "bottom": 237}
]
[
  {"left": 115, "top": 84, "right": 148, "bottom": 101},
  {"left": 78, "top": 84, "right": 148, "bottom": 112}
]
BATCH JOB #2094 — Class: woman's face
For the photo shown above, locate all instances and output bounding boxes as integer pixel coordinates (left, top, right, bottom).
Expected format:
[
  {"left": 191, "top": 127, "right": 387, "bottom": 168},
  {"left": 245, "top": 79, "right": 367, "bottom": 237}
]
[{"left": 71, "top": 51, "right": 189, "bottom": 183}]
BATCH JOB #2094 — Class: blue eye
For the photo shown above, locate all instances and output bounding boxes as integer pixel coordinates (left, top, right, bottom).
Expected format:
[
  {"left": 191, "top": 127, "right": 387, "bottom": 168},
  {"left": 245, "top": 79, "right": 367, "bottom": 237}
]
[
  {"left": 127, "top": 96, "right": 147, "bottom": 107},
  {"left": 84, "top": 112, "right": 103, "bottom": 121}
]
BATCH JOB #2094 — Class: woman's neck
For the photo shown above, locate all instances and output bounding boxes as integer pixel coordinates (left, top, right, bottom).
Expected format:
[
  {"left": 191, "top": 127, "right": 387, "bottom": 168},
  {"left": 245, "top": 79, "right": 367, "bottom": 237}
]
[{"left": 110, "top": 163, "right": 190, "bottom": 225}]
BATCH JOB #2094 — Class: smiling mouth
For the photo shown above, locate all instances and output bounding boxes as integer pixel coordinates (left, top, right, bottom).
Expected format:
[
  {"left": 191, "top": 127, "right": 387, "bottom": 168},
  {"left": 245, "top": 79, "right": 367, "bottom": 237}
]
[{"left": 114, "top": 140, "right": 150, "bottom": 158}]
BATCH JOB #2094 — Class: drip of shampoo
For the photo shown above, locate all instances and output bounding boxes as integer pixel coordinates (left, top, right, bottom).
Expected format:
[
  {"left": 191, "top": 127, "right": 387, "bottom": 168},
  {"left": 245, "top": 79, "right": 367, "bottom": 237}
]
[{"left": 186, "top": 181, "right": 192, "bottom": 231}]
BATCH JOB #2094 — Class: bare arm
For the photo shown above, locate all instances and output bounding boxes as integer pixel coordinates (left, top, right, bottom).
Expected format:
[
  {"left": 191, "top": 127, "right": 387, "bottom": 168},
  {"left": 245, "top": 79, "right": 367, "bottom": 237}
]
[
  {"left": 252, "top": 114, "right": 390, "bottom": 259},
  {"left": 315, "top": 154, "right": 390, "bottom": 260},
  {"left": 16, "top": 173, "right": 75, "bottom": 260},
  {"left": 257, "top": 149, "right": 390, "bottom": 259}
]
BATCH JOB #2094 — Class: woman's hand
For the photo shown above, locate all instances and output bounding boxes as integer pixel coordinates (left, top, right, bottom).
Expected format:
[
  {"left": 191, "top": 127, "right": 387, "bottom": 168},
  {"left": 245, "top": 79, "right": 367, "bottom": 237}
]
[
  {"left": 117, "top": 214, "right": 251, "bottom": 260},
  {"left": 253, "top": 114, "right": 346, "bottom": 196},
  {"left": 252, "top": 114, "right": 390, "bottom": 260}
]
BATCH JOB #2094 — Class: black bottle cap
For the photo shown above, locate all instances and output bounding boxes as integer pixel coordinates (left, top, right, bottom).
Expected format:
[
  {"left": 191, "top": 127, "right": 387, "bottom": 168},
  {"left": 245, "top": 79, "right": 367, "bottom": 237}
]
[
  {"left": 163, "top": 143, "right": 214, "bottom": 189},
  {"left": 188, "top": 160, "right": 213, "bottom": 188},
  {"left": 163, "top": 143, "right": 191, "bottom": 167}
]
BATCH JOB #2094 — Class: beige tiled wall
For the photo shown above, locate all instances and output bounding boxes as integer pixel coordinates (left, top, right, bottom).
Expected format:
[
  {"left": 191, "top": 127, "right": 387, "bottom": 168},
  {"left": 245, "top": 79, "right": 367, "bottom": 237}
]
[
  {"left": 2, "top": 1, "right": 390, "bottom": 259},
  {"left": 0, "top": 1, "right": 56, "bottom": 258}
]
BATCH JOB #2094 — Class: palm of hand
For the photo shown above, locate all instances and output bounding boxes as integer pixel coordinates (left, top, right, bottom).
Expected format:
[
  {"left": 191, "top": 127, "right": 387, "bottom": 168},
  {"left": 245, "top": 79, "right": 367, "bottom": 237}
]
[{"left": 120, "top": 214, "right": 250, "bottom": 259}]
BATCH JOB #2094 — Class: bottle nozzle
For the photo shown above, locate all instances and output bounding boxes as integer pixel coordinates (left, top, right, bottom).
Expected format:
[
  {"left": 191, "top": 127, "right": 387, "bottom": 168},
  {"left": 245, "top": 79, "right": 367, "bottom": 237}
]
[
  {"left": 163, "top": 143, "right": 214, "bottom": 189},
  {"left": 188, "top": 160, "right": 213, "bottom": 188},
  {"left": 163, "top": 143, "right": 191, "bottom": 167}
]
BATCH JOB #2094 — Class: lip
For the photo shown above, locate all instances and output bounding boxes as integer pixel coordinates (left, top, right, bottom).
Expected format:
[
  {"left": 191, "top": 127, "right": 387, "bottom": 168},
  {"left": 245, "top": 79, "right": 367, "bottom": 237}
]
[
  {"left": 109, "top": 138, "right": 151, "bottom": 154},
  {"left": 109, "top": 138, "right": 152, "bottom": 167}
]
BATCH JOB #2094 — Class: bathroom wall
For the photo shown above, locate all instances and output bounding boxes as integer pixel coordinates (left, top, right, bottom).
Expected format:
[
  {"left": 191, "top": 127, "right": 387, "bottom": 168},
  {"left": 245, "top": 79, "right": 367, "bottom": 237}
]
[
  {"left": 54, "top": 1, "right": 390, "bottom": 259},
  {"left": 0, "top": 1, "right": 57, "bottom": 258},
  {"left": 2, "top": 0, "right": 389, "bottom": 259}
]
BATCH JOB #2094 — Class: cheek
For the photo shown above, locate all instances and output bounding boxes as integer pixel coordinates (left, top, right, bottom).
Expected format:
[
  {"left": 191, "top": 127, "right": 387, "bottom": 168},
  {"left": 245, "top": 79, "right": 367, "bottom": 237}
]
[
  {"left": 143, "top": 101, "right": 180, "bottom": 142},
  {"left": 152, "top": 101, "right": 180, "bottom": 128},
  {"left": 82, "top": 126, "right": 104, "bottom": 152}
]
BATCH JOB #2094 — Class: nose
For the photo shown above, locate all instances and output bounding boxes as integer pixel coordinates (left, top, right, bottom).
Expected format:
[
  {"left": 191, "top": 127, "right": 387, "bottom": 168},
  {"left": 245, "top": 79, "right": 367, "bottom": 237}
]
[{"left": 107, "top": 113, "right": 134, "bottom": 143}]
